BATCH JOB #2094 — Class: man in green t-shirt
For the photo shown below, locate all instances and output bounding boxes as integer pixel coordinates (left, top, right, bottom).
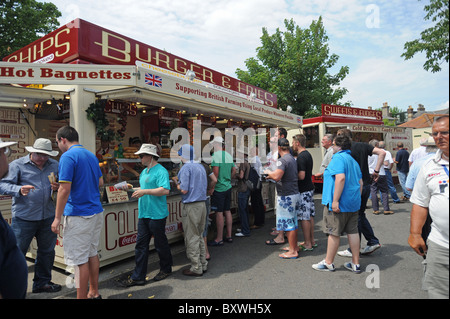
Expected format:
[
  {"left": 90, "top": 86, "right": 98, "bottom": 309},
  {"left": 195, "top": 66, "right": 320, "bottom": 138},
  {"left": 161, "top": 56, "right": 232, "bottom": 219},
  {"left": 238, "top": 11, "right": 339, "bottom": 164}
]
[
  {"left": 208, "top": 137, "right": 236, "bottom": 246},
  {"left": 120, "top": 144, "right": 173, "bottom": 287}
]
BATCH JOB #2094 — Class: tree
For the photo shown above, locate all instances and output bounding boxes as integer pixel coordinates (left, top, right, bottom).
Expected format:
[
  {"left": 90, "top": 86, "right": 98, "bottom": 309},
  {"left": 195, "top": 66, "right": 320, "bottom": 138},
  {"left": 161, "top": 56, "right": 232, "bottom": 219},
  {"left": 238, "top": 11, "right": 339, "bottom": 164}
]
[
  {"left": 0, "top": 0, "right": 61, "bottom": 59},
  {"left": 236, "top": 17, "right": 349, "bottom": 117},
  {"left": 401, "top": 0, "right": 449, "bottom": 73}
]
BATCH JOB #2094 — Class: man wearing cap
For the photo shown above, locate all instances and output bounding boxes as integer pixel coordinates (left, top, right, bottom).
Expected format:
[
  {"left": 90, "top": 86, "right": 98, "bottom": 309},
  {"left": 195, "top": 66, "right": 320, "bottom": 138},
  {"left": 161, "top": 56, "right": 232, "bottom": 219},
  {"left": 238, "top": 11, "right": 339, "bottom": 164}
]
[
  {"left": 0, "top": 139, "right": 28, "bottom": 299},
  {"left": 208, "top": 136, "right": 236, "bottom": 246},
  {"left": 0, "top": 138, "right": 61, "bottom": 294},
  {"left": 121, "top": 144, "right": 173, "bottom": 286},
  {"left": 264, "top": 138, "right": 301, "bottom": 259},
  {"left": 175, "top": 144, "right": 208, "bottom": 276}
]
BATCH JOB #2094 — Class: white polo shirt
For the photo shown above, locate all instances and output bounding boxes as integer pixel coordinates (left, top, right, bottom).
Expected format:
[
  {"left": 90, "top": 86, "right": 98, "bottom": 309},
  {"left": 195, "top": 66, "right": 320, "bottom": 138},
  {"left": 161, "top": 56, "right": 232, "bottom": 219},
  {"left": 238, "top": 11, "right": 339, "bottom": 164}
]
[{"left": 411, "top": 150, "right": 449, "bottom": 248}]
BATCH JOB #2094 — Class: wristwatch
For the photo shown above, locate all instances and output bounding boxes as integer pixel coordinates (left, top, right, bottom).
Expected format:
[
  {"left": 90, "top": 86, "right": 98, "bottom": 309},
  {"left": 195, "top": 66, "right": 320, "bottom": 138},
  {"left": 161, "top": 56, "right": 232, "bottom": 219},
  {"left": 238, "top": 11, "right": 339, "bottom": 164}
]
[{"left": 374, "top": 170, "right": 379, "bottom": 173}]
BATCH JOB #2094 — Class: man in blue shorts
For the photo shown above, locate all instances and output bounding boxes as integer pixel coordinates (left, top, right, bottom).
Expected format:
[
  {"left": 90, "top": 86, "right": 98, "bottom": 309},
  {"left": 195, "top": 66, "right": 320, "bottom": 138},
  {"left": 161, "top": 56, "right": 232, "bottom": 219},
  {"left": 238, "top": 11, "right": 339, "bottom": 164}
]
[{"left": 51, "top": 126, "right": 104, "bottom": 299}]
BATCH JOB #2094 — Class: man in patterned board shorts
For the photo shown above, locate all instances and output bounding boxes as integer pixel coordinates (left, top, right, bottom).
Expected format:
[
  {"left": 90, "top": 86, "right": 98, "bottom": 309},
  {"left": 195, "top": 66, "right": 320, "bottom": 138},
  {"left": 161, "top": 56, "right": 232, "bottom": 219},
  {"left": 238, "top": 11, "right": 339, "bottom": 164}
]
[{"left": 264, "top": 138, "right": 301, "bottom": 259}]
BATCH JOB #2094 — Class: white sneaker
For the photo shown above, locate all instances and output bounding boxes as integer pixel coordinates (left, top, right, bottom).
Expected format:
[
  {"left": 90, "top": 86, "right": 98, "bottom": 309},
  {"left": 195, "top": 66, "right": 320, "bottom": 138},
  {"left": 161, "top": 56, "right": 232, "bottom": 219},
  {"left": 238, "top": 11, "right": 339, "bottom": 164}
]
[
  {"left": 235, "top": 232, "right": 249, "bottom": 237},
  {"left": 337, "top": 249, "right": 353, "bottom": 257},
  {"left": 312, "top": 259, "right": 336, "bottom": 272},
  {"left": 361, "top": 243, "right": 381, "bottom": 255},
  {"left": 344, "top": 262, "right": 361, "bottom": 273}
]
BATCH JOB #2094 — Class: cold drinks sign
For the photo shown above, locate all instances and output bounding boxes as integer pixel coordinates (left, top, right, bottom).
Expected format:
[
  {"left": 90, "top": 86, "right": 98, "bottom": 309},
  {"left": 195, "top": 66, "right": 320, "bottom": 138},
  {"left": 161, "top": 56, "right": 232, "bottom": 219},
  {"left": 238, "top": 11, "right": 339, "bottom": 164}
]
[{"left": 3, "top": 18, "right": 278, "bottom": 108}]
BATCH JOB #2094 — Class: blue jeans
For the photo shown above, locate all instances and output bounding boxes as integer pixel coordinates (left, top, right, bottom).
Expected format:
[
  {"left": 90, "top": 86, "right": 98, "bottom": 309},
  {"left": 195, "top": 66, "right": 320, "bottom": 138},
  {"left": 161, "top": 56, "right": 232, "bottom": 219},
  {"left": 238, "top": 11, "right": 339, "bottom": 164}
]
[
  {"left": 397, "top": 171, "right": 411, "bottom": 198},
  {"left": 358, "top": 185, "right": 380, "bottom": 246},
  {"left": 11, "top": 216, "right": 56, "bottom": 290},
  {"left": 238, "top": 190, "right": 251, "bottom": 236},
  {"left": 132, "top": 218, "right": 173, "bottom": 281},
  {"left": 385, "top": 170, "right": 400, "bottom": 202}
]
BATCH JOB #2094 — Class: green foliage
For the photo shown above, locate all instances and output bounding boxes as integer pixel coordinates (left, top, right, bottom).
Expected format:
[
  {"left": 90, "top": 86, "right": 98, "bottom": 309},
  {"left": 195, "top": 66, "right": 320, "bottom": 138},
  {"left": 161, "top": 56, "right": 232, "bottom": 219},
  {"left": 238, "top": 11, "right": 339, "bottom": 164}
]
[
  {"left": 236, "top": 17, "right": 349, "bottom": 118},
  {"left": 401, "top": 0, "right": 449, "bottom": 72},
  {"left": 86, "top": 101, "right": 117, "bottom": 142},
  {"left": 0, "top": 0, "right": 61, "bottom": 59}
]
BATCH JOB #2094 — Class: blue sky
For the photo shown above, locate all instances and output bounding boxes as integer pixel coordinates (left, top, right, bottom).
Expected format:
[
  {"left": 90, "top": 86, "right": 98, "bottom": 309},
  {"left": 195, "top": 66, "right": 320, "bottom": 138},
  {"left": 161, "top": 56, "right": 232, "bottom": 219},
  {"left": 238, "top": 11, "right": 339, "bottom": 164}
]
[{"left": 47, "top": 0, "right": 449, "bottom": 112}]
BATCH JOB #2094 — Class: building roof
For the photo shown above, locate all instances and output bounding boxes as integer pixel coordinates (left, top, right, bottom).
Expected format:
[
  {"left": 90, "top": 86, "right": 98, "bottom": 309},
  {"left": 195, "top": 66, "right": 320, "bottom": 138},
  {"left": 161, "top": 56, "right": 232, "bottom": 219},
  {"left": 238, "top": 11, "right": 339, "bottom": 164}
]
[{"left": 399, "top": 113, "right": 448, "bottom": 128}]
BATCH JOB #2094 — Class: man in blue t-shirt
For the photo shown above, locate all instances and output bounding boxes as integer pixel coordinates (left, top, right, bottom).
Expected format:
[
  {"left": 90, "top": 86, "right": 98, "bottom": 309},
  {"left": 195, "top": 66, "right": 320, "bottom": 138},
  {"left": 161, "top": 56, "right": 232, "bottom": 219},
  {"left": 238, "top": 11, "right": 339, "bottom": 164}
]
[
  {"left": 395, "top": 142, "right": 411, "bottom": 200},
  {"left": 314, "top": 135, "right": 363, "bottom": 273},
  {"left": 52, "top": 126, "right": 104, "bottom": 299}
]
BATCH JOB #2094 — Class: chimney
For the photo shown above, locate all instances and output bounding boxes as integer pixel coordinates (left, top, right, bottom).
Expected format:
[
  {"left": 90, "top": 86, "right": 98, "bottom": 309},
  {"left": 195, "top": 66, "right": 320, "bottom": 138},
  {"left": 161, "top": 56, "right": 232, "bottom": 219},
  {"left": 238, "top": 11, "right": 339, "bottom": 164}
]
[
  {"left": 417, "top": 104, "right": 425, "bottom": 112},
  {"left": 382, "top": 102, "right": 390, "bottom": 118},
  {"left": 407, "top": 105, "right": 414, "bottom": 121}
]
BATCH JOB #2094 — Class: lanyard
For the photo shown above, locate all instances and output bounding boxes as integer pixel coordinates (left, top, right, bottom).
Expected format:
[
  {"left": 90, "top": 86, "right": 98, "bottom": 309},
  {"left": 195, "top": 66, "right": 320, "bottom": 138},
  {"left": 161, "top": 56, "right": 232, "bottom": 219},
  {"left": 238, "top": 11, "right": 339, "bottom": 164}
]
[{"left": 442, "top": 165, "right": 449, "bottom": 177}]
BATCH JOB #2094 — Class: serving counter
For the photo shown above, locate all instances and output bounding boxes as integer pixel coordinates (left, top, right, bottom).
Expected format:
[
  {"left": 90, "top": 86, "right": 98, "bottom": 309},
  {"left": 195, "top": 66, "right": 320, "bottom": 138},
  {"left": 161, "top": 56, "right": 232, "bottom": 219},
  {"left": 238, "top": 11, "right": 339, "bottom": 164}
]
[{"left": 0, "top": 179, "right": 274, "bottom": 271}]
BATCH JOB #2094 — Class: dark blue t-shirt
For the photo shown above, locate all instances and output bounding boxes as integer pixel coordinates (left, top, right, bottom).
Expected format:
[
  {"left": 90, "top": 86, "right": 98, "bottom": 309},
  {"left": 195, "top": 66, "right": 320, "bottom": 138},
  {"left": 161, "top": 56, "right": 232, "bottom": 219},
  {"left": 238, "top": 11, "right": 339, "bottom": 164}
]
[
  {"left": 0, "top": 212, "right": 27, "bottom": 299},
  {"left": 395, "top": 149, "right": 410, "bottom": 173}
]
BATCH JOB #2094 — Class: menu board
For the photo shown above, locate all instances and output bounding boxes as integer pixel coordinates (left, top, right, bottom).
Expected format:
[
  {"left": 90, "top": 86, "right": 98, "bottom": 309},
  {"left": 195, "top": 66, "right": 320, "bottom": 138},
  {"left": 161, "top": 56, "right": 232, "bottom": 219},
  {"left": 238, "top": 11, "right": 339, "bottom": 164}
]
[
  {"left": 0, "top": 107, "right": 34, "bottom": 163},
  {"left": 105, "top": 185, "right": 129, "bottom": 204}
]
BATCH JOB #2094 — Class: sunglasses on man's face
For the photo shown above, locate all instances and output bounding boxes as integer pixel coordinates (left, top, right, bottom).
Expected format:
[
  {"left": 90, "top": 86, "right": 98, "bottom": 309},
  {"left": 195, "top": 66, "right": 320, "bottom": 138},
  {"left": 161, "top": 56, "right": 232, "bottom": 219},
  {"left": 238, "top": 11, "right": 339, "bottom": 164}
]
[{"left": 1, "top": 147, "right": 11, "bottom": 157}]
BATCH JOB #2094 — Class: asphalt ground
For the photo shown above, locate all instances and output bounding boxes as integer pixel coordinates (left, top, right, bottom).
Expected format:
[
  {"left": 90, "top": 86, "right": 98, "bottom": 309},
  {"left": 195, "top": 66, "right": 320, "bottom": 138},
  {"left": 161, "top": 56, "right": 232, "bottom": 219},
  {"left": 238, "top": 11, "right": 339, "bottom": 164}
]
[{"left": 23, "top": 189, "right": 430, "bottom": 303}]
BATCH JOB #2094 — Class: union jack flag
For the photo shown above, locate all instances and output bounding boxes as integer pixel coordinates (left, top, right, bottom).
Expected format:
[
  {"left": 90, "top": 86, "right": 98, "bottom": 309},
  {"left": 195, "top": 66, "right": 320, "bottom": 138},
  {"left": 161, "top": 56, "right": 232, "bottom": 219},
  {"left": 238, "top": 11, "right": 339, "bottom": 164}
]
[{"left": 144, "top": 73, "right": 163, "bottom": 88}]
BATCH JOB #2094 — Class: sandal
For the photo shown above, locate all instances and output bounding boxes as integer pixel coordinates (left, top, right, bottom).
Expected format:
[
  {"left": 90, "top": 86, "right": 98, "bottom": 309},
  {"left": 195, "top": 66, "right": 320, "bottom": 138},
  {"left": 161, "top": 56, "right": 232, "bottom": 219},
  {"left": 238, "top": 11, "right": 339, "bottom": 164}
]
[
  {"left": 299, "top": 245, "right": 314, "bottom": 251},
  {"left": 207, "top": 240, "right": 224, "bottom": 246},
  {"left": 279, "top": 252, "right": 298, "bottom": 259},
  {"left": 265, "top": 238, "right": 285, "bottom": 245},
  {"left": 281, "top": 246, "right": 300, "bottom": 252},
  {"left": 225, "top": 237, "right": 233, "bottom": 243},
  {"left": 299, "top": 241, "right": 318, "bottom": 248}
]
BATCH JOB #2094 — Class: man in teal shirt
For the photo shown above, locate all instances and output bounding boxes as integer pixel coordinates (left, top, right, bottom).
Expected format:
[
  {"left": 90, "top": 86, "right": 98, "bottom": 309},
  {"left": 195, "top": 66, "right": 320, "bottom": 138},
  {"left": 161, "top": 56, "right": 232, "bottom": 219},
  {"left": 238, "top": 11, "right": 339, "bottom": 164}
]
[
  {"left": 121, "top": 144, "right": 173, "bottom": 287},
  {"left": 208, "top": 137, "right": 236, "bottom": 246}
]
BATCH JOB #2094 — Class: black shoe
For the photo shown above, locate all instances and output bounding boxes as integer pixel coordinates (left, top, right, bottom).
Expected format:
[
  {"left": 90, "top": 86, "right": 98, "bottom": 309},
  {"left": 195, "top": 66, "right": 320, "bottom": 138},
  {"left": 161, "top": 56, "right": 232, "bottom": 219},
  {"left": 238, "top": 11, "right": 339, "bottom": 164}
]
[
  {"left": 119, "top": 277, "right": 146, "bottom": 287},
  {"left": 182, "top": 269, "right": 203, "bottom": 277},
  {"left": 153, "top": 271, "right": 171, "bottom": 281},
  {"left": 32, "top": 282, "right": 62, "bottom": 293}
]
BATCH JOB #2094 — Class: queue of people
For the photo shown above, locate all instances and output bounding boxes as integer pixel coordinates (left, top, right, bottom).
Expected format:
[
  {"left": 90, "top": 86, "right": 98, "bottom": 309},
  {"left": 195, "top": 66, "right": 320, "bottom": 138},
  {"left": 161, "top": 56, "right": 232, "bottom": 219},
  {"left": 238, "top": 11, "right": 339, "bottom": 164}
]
[{"left": 0, "top": 116, "right": 448, "bottom": 299}]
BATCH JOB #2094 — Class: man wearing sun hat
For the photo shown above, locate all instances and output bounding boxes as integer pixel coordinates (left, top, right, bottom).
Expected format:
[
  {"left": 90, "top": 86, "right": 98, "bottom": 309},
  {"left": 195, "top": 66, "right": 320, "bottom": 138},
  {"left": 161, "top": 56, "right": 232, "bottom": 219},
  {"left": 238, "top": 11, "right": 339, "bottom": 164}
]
[
  {"left": 121, "top": 144, "right": 173, "bottom": 287},
  {"left": 0, "top": 139, "right": 28, "bottom": 299},
  {"left": 0, "top": 138, "right": 61, "bottom": 294}
]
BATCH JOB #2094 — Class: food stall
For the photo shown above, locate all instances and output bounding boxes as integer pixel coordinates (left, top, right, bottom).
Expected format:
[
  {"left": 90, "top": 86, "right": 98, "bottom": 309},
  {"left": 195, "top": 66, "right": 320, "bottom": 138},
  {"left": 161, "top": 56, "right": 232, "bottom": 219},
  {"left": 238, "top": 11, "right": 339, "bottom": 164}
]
[
  {"left": 288, "top": 104, "right": 413, "bottom": 187},
  {"left": 0, "top": 19, "right": 302, "bottom": 270}
]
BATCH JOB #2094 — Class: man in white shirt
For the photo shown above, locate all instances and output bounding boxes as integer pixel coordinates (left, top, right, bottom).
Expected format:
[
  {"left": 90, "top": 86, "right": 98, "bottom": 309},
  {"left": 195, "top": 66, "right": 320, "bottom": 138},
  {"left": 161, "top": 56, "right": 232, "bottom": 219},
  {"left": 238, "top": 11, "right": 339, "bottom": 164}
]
[
  {"left": 315, "top": 134, "right": 334, "bottom": 178},
  {"left": 408, "top": 137, "right": 429, "bottom": 167},
  {"left": 379, "top": 141, "right": 401, "bottom": 203},
  {"left": 368, "top": 140, "right": 392, "bottom": 214},
  {"left": 409, "top": 115, "right": 449, "bottom": 299}
]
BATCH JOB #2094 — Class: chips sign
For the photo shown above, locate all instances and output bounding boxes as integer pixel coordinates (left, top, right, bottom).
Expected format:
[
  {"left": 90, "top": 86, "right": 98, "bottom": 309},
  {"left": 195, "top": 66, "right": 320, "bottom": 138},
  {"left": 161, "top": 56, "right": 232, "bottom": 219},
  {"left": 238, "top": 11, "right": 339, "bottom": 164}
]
[{"left": 3, "top": 18, "right": 278, "bottom": 108}]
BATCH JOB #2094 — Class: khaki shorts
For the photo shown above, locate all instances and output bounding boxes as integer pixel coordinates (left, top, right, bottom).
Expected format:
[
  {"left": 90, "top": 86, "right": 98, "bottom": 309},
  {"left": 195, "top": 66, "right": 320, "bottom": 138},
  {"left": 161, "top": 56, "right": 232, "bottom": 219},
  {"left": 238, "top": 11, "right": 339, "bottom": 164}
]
[
  {"left": 322, "top": 206, "right": 358, "bottom": 236},
  {"left": 63, "top": 212, "right": 103, "bottom": 266}
]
